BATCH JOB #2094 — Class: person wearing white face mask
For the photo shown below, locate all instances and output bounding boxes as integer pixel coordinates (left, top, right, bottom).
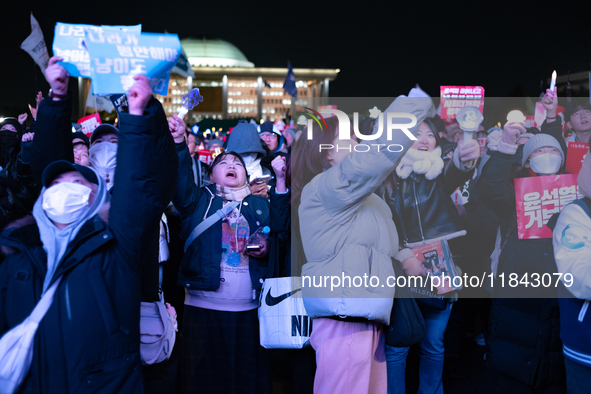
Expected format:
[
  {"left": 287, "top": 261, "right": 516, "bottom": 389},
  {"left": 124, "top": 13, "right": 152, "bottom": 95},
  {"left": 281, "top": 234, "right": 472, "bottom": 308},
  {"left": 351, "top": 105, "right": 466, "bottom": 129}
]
[
  {"left": 0, "top": 57, "right": 177, "bottom": 394},
  {"left": 88, "top": 124, "right": 119, "bottom": 190},
  {"left": 477, "top": 125, "right": 567, "bottom": 392},
  {"left": 521, "top": 134, "right": 565, "bottom": 177}
]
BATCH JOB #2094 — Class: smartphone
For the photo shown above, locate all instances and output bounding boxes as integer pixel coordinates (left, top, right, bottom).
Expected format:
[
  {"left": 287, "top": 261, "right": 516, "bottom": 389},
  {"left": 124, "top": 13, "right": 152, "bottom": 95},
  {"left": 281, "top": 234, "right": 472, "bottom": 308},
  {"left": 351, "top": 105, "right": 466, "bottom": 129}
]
[
  {"left": 246, "top": 245, "right": 262, "bottom": 251},
  {"left": 252, "top": 175, "right": 272, "bottom": 184}
]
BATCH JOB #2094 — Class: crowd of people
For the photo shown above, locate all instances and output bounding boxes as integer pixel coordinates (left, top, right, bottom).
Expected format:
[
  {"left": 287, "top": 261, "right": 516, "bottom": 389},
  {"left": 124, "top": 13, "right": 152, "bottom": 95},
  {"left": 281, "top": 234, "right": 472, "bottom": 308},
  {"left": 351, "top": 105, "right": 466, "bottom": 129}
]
[{"left": 0, "top": 54, "right": 590, "bottom": 394}]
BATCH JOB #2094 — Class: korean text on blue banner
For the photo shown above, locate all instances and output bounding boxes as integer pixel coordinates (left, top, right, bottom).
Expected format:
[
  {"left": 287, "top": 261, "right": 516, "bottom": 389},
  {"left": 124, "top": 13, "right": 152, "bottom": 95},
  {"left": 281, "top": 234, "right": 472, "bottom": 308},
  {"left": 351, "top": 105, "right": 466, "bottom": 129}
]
[
  {"left": 84, "top": 30, "right": 181, "bottom": 96},
  {"left": 53, "top": 23, "right": 142, "bottom": 78}
]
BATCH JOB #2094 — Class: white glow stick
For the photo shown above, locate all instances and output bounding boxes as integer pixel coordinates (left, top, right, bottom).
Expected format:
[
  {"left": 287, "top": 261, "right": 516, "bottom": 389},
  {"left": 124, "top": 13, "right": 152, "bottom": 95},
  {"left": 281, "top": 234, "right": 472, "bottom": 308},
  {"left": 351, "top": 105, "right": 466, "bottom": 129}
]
[
  {"left": 464, "top": 131, "right": 473, "bottom": 143},
  {"left": 550, "top": 70, "right": 557, "bottom": 91}
]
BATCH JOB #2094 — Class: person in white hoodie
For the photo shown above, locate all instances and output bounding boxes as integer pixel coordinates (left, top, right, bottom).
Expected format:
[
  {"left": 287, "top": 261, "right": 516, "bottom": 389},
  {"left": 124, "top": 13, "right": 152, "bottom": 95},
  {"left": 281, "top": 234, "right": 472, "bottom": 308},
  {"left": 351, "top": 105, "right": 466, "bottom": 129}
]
[
  {"left": 291, "top": 95, "right": 431, "bottom": 393},
  {"left": 551, "top": 150, "right": 591, "bottom": 394}
]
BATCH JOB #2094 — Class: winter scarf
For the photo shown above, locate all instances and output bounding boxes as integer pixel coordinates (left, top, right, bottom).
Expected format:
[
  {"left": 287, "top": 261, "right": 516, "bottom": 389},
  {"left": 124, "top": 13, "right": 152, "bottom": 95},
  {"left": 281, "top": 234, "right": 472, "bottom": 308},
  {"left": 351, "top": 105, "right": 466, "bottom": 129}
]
[
  {"left": 216, "top": 184, "right": 251, "bottom": 201},
  {"left": 396, "top": 146, "right": 444, "bottom": 180}
]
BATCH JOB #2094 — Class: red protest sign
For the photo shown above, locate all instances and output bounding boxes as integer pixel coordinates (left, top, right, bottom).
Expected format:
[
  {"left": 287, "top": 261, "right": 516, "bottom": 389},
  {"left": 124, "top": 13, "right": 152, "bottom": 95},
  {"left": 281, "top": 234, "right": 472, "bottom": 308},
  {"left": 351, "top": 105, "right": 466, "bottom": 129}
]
[
  {"left": 197, "top": 149, "right": 213, "bottom": 165},
  {"left": 78, "top": 113, "right": 101, "bottom": 136},
  {"left": 565, "top": 142, "right": 589, "bottom": 174},
  {"left": 440, "top": 86, "right": 484, "bottom": 119},
  {"left": 534, "top": 102, "right": 566, "bottom": 133},
  {"left": 515, "top": 174, "right": 583, "bottom": 239}
]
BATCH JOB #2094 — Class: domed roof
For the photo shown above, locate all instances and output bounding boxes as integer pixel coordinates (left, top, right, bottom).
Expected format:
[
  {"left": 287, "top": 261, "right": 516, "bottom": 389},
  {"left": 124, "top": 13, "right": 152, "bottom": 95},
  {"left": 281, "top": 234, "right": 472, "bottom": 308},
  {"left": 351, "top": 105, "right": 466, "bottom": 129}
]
[{"left": 181, "top": 38, "right": 254, "bottom": 68}]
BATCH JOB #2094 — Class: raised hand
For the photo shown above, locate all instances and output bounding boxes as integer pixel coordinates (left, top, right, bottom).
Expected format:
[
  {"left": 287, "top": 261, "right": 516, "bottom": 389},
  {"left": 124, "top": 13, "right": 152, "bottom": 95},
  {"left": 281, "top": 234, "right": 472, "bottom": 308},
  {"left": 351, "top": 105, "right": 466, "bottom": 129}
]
[
  {"left": 46, "top": 57, "right": 69, "bottom": 99},
  {"left": 18, "top": 113, "right": 28, "bottom": 125},
  {"left": 127, "top": 75, "right": 152, "bottom": 116},
  {"left": 21, "top": 132, "right": 34, "bottom": 142},
  {"left": 271, "top": 156, "right": 286, "bottom": 180},
  {"left": 33, "top": 91, "right": 43, "bottom": 120},
  {"left": 502, "top": 121, "right": 527, "bottom": 146},
  {"left": 169, "top": 114, "right": 186, "bottom": 144},
  {"left": 457, "top": 139, "right": 480, "bottom": 162},
  {"left": 542, "top": 88, "right": 558, "bottom": 118}
]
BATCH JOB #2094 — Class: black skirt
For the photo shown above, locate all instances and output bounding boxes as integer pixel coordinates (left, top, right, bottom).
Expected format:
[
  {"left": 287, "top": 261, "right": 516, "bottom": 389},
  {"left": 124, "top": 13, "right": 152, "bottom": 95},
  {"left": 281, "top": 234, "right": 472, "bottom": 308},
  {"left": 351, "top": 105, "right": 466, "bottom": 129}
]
[{"left": 176, "top": 305, "right": 272, "bottom": 394}]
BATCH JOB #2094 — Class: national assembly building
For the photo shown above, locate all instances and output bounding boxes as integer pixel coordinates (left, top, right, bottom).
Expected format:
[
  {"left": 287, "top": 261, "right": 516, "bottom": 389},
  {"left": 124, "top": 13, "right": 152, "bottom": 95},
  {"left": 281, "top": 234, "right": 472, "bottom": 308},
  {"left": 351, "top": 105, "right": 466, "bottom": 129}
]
[{"left": 156, "top": 38, "right": 339, "bottom": 122}]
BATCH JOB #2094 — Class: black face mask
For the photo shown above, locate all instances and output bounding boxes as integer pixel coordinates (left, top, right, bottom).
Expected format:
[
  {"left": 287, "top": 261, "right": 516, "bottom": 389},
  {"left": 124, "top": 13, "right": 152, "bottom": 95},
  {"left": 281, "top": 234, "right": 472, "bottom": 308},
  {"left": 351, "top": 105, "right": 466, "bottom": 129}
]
[{"left": 0, "top": 129, "right": 18, "bottom": 148}]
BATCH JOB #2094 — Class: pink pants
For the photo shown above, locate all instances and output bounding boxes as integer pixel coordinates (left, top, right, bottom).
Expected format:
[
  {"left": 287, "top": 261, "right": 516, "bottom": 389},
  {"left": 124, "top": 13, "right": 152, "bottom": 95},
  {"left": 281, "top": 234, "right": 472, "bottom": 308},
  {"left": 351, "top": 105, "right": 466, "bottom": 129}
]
[{"left": 310, "top": 317, "right": 387, "bottom": 394}]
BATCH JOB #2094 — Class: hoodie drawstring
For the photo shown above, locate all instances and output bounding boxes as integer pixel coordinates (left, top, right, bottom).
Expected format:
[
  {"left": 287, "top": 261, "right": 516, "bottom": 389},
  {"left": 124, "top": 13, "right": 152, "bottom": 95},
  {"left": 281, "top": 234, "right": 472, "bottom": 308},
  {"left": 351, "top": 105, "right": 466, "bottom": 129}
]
[{"left": 579, "top": 300, "right": 590, "bottom": 322}]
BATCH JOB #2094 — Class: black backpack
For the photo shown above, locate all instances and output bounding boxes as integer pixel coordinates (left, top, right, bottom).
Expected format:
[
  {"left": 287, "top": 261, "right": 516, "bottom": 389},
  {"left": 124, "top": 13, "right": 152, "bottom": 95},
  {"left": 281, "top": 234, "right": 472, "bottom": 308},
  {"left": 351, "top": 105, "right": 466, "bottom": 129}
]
[{"left": 385, "top": 259, "right": 426, "bottom": 347}]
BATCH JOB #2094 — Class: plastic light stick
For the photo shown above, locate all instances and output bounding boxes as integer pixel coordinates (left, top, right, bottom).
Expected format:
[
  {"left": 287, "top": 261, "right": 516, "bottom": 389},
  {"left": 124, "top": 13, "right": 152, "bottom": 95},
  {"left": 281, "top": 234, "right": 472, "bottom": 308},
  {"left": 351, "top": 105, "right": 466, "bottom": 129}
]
[
  {"left": 507, "top": 110, "right": 526, "bottom": 124},
  {"left": 176, "top": 88, "right": 204, "bottom": 124},
  {"left": 464, "top": 131, "right": 473, "bottom": 143},
  {"left": 549, "top": 70, "right": 557, "bottom": 91},
  {"left": 456, "top": 106, "right": 483, "bottom": 167}
]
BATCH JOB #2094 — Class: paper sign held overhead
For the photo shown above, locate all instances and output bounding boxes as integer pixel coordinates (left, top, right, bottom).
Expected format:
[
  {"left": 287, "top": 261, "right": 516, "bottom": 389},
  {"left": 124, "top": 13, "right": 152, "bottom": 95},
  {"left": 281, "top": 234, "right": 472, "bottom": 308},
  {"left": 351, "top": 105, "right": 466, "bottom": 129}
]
[
  {"left": 440, "top": 86, "right": 485, "bottom": 119},
  {"left": 84, "top": 30, "right": 181, "bottom": 96},
  {"left": 53, "top": 23, "right": 142, "bottom": 78},
  {"left": 21, "top": 13, "right": 50, "bottom": 77},
  {"left": 77, "top": 113, "right": 102, "bottom": 135},
  {"left": 196, "top": 149, "right": 213, "bottom": 165}
]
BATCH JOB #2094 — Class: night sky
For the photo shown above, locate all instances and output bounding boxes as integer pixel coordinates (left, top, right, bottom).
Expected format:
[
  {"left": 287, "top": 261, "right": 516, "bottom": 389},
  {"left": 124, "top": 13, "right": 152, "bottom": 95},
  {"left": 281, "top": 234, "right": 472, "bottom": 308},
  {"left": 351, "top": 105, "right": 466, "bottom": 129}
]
[{"left": 1, "top": 0, "right": 590, "bottom": 117}]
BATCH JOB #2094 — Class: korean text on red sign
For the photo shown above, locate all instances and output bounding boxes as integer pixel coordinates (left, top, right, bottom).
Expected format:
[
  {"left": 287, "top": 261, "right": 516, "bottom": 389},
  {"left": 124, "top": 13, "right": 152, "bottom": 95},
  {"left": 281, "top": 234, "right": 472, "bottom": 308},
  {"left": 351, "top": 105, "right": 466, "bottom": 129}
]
[
  {"left": 515, "top": 174, "right": 583, "bottom": 239},
  {"left": 440, "top": 86, "right": 485, "bottom": 119},
  {"left": 565, "top": 142, "right": 589, "bottom": 174},
  {"left": 77, "top": 113, "right": 102, "bottom": 135}
]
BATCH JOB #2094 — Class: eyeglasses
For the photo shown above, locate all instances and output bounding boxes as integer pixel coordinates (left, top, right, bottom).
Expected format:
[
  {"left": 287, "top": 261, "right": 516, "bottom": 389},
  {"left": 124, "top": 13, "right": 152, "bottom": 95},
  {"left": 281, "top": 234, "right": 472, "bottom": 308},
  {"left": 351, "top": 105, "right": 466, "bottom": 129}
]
[
  {"left": 572, "top": 110, "right": 591, "bottom": 119},
  {"left": 259, "top": 133, "right": 276, "bottom": 139}
]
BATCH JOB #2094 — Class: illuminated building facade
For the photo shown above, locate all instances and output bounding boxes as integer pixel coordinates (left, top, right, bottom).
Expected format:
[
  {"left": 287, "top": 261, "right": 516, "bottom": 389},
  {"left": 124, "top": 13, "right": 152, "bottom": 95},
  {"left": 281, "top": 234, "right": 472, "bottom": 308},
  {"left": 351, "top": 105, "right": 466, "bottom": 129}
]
[{"left": 156, "top": 38, "right": 339, "bottom": 122}]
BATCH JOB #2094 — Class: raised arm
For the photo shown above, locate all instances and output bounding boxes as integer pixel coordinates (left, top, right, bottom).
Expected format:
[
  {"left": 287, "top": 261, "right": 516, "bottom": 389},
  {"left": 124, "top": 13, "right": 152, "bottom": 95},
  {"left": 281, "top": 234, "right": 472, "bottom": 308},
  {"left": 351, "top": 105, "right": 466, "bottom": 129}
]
[
  {"left": 30, "top": 57, "right": 75, "bottom": 186},
  {"left": 314, "top": 96, "right": 431, "bottom": 222},
  {"left": 170, "top": 114, "right": 201, "bottom": 220},
  {"left": 477, "top": 122, "right": 525, "bottom": 218},
  {"left": 270, "top": 155, "right": 290, "bottom": 234},
  {"left": 540, "top": 88, "right": 568, "bottom": 160},
  {"left": 109, "top": 76, "right": 178, "bottom": 267}
]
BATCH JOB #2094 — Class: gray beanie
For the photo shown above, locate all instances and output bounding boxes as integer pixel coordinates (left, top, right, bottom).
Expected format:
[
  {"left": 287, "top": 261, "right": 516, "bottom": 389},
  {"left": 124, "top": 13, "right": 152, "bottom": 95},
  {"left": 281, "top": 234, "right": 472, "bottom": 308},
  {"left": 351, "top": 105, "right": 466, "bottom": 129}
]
[
  {"left": 522, "top": 134, "right": 564, "bottom": 167},
  {"left": 518, "top": 133, "right": 535, "bottom": 142}
]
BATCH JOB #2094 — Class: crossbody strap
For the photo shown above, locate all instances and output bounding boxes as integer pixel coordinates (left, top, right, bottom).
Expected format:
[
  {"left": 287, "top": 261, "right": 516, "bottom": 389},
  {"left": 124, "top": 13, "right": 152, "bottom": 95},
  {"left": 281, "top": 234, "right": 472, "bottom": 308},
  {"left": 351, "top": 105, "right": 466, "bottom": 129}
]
[
  {"left": 184, "top": 201, "right": 240, "bottom": 253},
  {"left": 29, "top": 276, "right": 62, "bottom": 324}
]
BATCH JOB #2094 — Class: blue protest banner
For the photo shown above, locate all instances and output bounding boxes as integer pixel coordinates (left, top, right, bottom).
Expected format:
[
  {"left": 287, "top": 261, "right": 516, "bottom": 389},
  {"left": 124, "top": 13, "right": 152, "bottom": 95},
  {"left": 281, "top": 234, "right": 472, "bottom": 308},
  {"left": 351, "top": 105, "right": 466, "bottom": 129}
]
[
  {"left": 53, "top": 23, "right": 141, "bottom": 77},
  {"left": 85, "top": 30, "right": 181, "bottom": 96}
]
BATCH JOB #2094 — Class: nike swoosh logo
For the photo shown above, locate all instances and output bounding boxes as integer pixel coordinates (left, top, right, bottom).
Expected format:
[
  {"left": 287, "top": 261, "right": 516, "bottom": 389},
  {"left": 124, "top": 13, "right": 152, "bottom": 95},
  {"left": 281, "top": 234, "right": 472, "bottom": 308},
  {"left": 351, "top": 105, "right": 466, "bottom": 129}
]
[{"left": 265, "top": 287, "right": 301, "bottom": 306}]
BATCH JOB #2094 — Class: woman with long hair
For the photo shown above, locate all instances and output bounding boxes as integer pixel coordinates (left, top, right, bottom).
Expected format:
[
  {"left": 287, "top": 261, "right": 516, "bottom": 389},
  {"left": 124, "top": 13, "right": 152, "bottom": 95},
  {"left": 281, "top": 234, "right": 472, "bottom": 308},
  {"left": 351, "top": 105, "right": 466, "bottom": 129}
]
[
  {"left": 291, "top": 97, "right": 431, "bottom": 393},
  {"left": 379, "top": 118, "right": 480, "bottom": 394}
]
